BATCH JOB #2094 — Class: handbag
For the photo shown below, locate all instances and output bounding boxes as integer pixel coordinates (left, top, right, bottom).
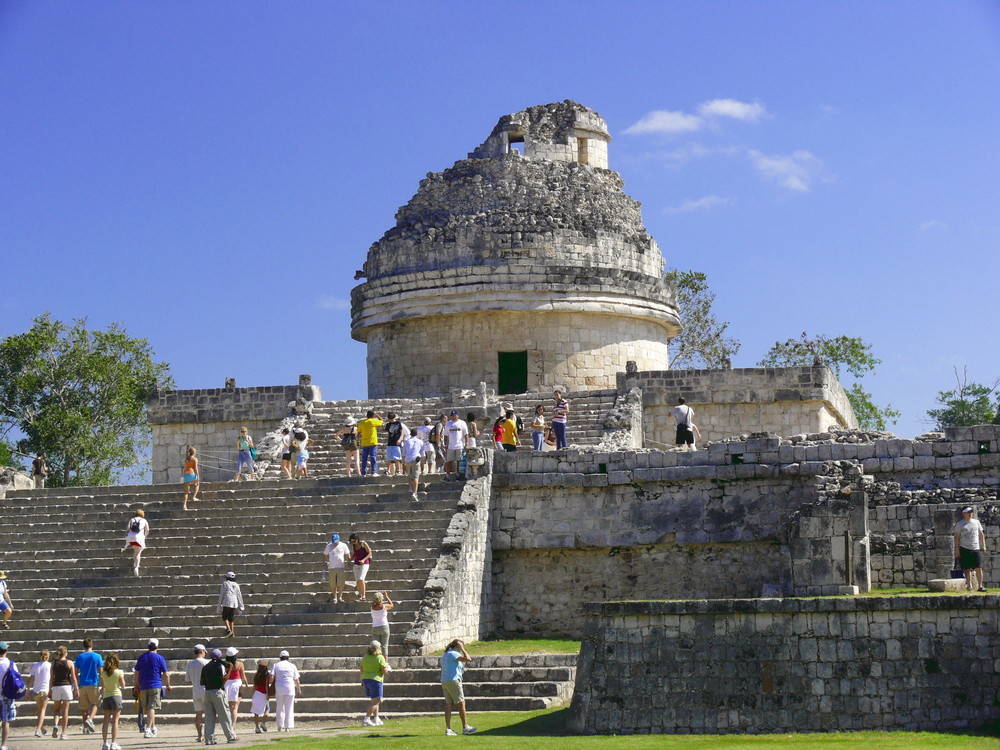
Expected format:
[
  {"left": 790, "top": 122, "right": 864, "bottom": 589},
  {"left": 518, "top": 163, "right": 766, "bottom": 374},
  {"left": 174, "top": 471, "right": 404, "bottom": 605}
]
[{"left": 249, "top": 446, "right": 258, "bottom": 460}]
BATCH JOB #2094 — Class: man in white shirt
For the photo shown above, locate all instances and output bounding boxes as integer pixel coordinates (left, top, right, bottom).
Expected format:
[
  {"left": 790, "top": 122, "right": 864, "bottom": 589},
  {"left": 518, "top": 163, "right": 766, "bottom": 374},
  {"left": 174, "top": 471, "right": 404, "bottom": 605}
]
[
  {"left": 670, "top": 397, "right": 701, "bottom": 451},
  {"left": 0, "top": 641, "right": 17, "bottom": 750},
  {"left": 444, "top": 411, "right": 469, "bottom": 482},
  {"left": 322, "top": 534, "right": 351, "bottom": 603},
  {"left": 268, "top": 651, "right": 301, "bottom": 732},
  {"left": 954, "top": 506, "right": 988, "bottom": 592},
  {"left": 402, "top": 428, "right": 425, "bottom": 500},
  {"left": 185, "top": 644, "right": 210, "bottom": 742}
]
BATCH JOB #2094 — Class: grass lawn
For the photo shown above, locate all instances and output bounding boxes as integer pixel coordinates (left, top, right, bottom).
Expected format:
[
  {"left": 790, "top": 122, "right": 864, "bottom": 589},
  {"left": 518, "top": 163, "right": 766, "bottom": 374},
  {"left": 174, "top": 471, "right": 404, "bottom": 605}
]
[
  {"left": 246, "top": 708, "right": 1000, "bottom": 749},
  {"left": 429, "top": 638, "right": 581, "bottom": 656}
]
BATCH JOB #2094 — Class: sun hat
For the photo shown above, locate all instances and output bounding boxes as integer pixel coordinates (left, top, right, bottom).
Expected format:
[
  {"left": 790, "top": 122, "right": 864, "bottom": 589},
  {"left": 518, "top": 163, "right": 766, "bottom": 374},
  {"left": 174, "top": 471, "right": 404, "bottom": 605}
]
[
  {"left": 0, "top": 572, "right": 7, "bottom": 580},
  {"left": 225, "top": 571, "right": 236, "bottom": 579},
  {"left": 278, "top": 650, "right": 290, "bottom": 658},
  {"left": 226, "top": 647, "right": 239, "bottom": 657},
  {"left": 345, "top": 416, "right": 357, "bottom": 426}
]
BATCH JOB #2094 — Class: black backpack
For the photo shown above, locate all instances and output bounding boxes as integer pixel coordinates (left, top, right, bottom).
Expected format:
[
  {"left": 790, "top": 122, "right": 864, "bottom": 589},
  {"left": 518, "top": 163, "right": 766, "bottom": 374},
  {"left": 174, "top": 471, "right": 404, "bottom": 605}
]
[{"left": 130, "top": 518, "right": 142, "bottom": 533}]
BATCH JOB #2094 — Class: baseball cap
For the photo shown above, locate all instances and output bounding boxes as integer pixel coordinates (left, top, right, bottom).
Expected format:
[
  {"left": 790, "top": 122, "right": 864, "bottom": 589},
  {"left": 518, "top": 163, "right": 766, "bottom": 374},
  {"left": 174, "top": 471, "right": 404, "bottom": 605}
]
[
  {"left": 226, "top": 647, "right": 239, "bottom": 656},
  {"left": 962, "top": 506, "right": 974, "bottom": 514},
  {"left": 0, "top": 642, "right": 8, "bottom": 651},
  {"left": 194, "top": 643, "right": 206, "bottom": 652},
  {"left": 423, "top": 417, "right": 431, "bottom": 424},
  {"left": 331, "top": 533, "right": 340, "bottom": 543},
  {"left": 225, "top": 571, "right": 236, "bottom": 579},
  {"left": 211, "top": 649, "right": 223, "bottom": 659},
  {"left": 278, "top": 650, "right": 290, "bottom": 658},
  {"left": 148, "top": 638, "right": 159, "bottom": 648},
  {"left": 450, "top": 410, "right": 458, "bottom": 416},
  {"left": 370, "top": 640, "right": 382, "bottom": 650}
]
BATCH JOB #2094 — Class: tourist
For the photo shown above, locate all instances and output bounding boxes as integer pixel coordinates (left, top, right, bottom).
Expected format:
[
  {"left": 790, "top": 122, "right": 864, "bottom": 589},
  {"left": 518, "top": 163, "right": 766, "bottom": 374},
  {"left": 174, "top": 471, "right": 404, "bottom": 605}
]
[
  {"left": 358, "top": 410, "right": 384, "bottom": 477},
  {"left": 492, "top": 416, "right": 504, "bottom": 450},
  {"left": 444, "top": 411, "right": 469, "bottom": 481},
  {"left": 360, "top": 641, "right": 390, "bottom": 727},
  {"left": 98, "top": 652, "right": 125, "bottom": 750},
  {"left": 279, "top": 428, "right": 294, "bottom": 479},
  {"left": 250, "top": 663, "right": 270, "bottom": 734},
  {"left": 234, "top": 427, "right": 256, "bottom": 481},
  {"left": 0, "top": 641, "right": 17, "bottom": 750},
  {"left": 384, "top": 412, "right": 407, "bottom": 477},
  {"left": 416, "top": 417, "right": 435, "bottom": 474},
  {"left": 182, "top": 446, "right": 200, "bottom": 510},
  {"left": 402, "top": 428, "right": 424, "bottom": 500},
  {"left": 440, "top": 639, "right": 476, "bottom": 736},
  {"left": 670, "top": 396, "right": 701, "bottom": 451},
  {"left": 223, "top": 647, "right": 247, "bottom": 729},
  {"left": 28, "top": 648, "right": 51, "bottom": 737},
  {"left": 954, "top": 506, "right": 987, "bottom": 592},
  {"left": 323, "top": 533, "right": 351, "bottom": 603},
  {"left": 200, "top": 648, "right": 236, "bottom": 745},
  {"left": 370, "top": 591, "right": 394, "bottom": 658},
  {"left": 552, "top": 391, "right": 569, "bottom": 449},
  {"left": 49, "top": 645, "right": 78, "bottom": 739},
  {"left": 75, "top": 638, "right": 103, "bottom": 734},
  {"left": 123, "top": 509, "right": 149, "bottom": 577},
  {"left": 186, "top": 644, "right": 210, "bottom": 743},
  {"left": 0, "top": 572, "right": 12, "bottom": 629},
  {"left": 269, "top": 650, "right": 301, "bottom": 732},
  {"left": 337, "top": 417, "right": 361, "bottom": 477},
  {"left": 219, "top": 572, "right": 244, "bottom": 638},
  {"left": 31, "top": 452, "right": 48, "bottom": 489},
  {"left": 433, "top": 415, "right": 448, "bottom": 470},
  {"left": 464, "top": 413, "right": 481, "bottom": 479},
  {"left": 133, "top": 638, "right": 169, "bottom": 739},
  {"left": 500, "top": 410, "right": 519, "bottom": 452},
  {"left": 295, "top": 438, "right": 311, "bottom": 478},
  {"left": 349, "top": 534, "right": 373, "bottom": 601},
  {"left": 531, "top": 405, "right": 546, "bottom": 451}
]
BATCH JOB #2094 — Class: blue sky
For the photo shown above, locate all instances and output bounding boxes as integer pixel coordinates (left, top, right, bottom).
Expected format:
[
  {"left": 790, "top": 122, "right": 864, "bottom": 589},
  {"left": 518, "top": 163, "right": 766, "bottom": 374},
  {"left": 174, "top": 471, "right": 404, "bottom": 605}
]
[{"left": 1, "top": 0, "right": 998, "bottom": 440}]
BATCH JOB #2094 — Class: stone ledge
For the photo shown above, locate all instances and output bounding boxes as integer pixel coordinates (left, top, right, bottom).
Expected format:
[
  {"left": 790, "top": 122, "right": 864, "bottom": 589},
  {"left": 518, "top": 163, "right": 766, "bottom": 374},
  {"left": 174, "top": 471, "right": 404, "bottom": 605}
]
[{"left": 583, "top": 594, "right": 999, "bottom": 616}]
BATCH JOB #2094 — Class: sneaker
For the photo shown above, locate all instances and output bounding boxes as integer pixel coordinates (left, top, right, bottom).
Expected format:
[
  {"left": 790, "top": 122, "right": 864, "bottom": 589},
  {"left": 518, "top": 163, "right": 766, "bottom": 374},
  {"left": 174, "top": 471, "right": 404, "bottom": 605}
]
[
  {"left": 86, "top": 719, "right": 97, "bottom": 732},
  {"left": 966, "top": 584, "right": 974, "bottom": 591},
  {"left": 373, "top": 717, "right": 384, "bottom": 726},
  {"left": 103, "top": 743, "right": 111, "bottom": 750},
  {"left": 143, "top": 730, "right": 153, "bottom": 739},
  {"left": 255, "top": 727, "right": 262, "bottom": 734},
  {"left": 261, "top": 724, "right": 268, "bottom": 733},
  {"left": 151, "top": 727, "right": 157, "bottom": 737},
  {"left": 35, "top": 730, "right": 43, "bottom": 737},
  {"left": 362, "top": 717, "right": 373, "bottom": 727},
  {"left": 227, "top": 738, "right": 238, "bottom": 743},
  {"left": 445, "top": 729, "right": 458, "bottom": 736},
  {"left": 411, "top": 493, "right": 419, "bottom": 501},
  {"left": 979, "top": 586, "right": 988, "bottom": 592},
  {"left": 59, "top": 736, "right": 66, "bottom": 741},
  {"left": 53, "top": 728, "right": 59, "bottom": 738},
  {"left": 463, "top": 726, "right": 478, "bottom": 735},
  {"left": 205, "top": 737, "right": 215, "bottom": 745},
  {"left": 111, "top": 744, "right": 122, "bottom": 750}
]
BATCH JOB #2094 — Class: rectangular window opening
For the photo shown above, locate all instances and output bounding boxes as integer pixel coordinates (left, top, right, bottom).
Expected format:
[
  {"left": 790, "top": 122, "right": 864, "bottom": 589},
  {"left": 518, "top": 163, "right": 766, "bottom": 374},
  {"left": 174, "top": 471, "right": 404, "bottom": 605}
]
[
  {"left": 577, "top": 136, "right": 589, "bottom": 164},
  {"left": 497, "top": 351, "right": 528, "bottom": 395}
]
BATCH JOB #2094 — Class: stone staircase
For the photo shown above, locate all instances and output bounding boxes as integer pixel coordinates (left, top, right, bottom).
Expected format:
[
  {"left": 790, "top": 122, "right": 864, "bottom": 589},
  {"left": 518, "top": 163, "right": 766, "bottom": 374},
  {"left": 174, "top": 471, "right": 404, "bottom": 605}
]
[
  {"left": 0, "top": 477, "right": 576, "bottom": 725},
  {"left": 265, "top": 389, "right": 616, "bottom": 480}
]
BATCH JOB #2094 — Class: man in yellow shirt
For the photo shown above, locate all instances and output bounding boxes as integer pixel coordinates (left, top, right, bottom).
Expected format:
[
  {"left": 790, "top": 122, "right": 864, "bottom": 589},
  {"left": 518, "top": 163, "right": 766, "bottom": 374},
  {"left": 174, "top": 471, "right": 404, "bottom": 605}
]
[
  {"left": 500, "top": 410, "right": 519, "bottom": 453},
  {"left": 358, "top": 410, "right": 384, "bottom": 476}
]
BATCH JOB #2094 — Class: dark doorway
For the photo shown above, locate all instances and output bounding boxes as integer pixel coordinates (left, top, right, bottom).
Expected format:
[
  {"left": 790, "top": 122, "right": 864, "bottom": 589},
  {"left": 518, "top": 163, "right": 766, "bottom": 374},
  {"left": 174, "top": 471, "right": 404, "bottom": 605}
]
[{"left": 498, "top": 351, "right": 528, "bottom": 394}]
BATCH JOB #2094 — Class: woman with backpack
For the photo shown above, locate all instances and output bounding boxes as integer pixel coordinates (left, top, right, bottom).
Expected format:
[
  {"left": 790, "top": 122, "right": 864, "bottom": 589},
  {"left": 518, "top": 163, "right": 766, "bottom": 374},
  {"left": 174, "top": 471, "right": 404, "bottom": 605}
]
[
  {"left": 337, "top": 417, "right": 361, "bottom": 477},
  {"left": 123, "top": 509, "right": 149, "bottom": 577}
]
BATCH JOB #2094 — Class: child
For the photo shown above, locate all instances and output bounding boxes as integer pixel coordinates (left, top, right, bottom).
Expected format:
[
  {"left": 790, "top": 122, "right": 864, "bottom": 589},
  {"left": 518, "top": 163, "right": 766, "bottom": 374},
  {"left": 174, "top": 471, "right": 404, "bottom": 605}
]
[
  {"left": 296, "top": 442, "right": 310, "bottom": 478},
  {"left": 251, "top": 663, "right": 271, "bottom": 734}
]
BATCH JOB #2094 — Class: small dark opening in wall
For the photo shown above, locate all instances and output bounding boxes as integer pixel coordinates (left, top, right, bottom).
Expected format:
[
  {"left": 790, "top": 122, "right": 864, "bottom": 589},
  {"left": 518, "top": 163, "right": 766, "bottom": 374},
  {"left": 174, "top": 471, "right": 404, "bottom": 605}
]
[
  {"left": 598, "top": 463, "right": 607, "bottom": 474},
  {"left": 924, "top": 658, "right": 941, "bottom": 674},
  {"left": 978, "top": 441, "right": 990, "bottom": 454},
  {"left": 731, "top": 453, "right": 744, "bottom": 464},
  {"left": 507, "top": 131, "right": 525, "bottom": 156}
]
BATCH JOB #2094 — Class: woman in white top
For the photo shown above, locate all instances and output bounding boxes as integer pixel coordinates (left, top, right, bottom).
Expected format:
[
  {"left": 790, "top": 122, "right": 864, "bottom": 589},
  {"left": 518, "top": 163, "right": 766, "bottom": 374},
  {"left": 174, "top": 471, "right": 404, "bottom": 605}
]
[
  {"left": 369, "top": 592, "right": 394, "bottom": 659},
  {"left": 123, "top": 509, "right": 150, "bottom": 577},
  {"left": 28, "top": 649, "right": 51, "bottom": 737}
]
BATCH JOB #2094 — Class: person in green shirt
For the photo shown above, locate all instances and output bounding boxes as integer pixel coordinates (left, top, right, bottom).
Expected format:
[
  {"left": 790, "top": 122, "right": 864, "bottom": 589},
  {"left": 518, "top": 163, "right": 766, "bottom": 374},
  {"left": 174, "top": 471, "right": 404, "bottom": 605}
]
[{"left": 359, "top": 641, "right": 390, "bottom": 727}]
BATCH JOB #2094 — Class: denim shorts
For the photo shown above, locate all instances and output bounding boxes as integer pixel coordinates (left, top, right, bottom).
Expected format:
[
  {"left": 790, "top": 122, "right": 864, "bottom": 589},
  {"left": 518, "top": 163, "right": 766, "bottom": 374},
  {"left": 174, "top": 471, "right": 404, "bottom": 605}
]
[
  {"left": 386, "top": 446, "right": 402, "bottom": 461},
  {"left": 362, "top": 679, "right": 383, "bottom": 699}
]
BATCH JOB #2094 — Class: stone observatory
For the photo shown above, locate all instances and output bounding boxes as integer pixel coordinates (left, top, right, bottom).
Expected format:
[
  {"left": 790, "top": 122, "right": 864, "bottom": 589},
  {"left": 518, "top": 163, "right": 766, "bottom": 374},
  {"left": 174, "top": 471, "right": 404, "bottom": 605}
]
[{"left": 351, "top": 100, "right": 681, "bottom": 399}]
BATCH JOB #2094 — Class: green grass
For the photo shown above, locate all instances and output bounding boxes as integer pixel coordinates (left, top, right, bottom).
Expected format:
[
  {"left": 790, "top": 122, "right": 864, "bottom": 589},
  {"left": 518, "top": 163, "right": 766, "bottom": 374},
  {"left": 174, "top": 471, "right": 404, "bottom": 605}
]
[
  {"left": 240, "top": 708, "right": 1000, "bottom": 749},
  {"left": 429, "top": 638, "right": 581, "bottom": 657}
]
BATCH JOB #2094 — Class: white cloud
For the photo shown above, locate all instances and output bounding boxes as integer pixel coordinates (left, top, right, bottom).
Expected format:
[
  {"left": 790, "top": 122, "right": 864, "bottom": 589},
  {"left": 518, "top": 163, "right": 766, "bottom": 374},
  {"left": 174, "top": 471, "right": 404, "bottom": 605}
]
[
  {"left": 665, "top": 195, "right": 733, "bottom": 214},
  {"left": 748, "top": 149, "right": 826, "bottom": 191},
  {"left": 624, "top": 110, "right": 704, "bottom": 135},
  {"left": 918, "top": 220, "right": 947, "bottom": 232},
  {"left": 697, "top": 98, "right": 766, "bottom": 123},
  {"left": 317, "top": 296, "right": 351, "bottom": 310}
]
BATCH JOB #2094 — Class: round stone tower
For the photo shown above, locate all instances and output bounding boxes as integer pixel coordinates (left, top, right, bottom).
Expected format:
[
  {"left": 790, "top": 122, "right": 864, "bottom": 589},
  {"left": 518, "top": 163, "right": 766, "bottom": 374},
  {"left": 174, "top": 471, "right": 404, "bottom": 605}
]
[{"left": 351, "top": 100, "right": 680, "bottom": 398}]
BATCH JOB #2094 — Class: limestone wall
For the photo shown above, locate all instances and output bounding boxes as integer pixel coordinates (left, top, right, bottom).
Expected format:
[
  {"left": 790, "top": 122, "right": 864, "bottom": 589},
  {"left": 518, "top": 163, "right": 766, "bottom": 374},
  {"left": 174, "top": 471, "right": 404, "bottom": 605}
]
[
  {"left": 568, "top": 597, "right": 1000, "bottom": 734},
  {"left": 365, "top": 310, "right": 672, "bottom": 399},
  {"left": 620, "top": 366, "right": 857, "bottom": 446},
  {"left": 150, "top": 419, "right": 276, "bottom": 484}
]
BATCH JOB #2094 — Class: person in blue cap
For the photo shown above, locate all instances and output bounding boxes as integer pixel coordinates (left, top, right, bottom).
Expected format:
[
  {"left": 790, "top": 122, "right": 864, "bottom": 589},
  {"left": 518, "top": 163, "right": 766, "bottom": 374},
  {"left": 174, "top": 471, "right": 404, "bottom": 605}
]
[{"left": 322, "top": 534, "right": 351, "bottom": 603}]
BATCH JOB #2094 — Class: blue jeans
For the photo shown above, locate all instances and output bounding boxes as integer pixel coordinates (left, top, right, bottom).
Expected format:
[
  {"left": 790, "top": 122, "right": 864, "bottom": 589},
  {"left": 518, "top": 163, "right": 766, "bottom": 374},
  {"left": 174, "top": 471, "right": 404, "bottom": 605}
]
[
  {"left": 361, "top": 445, "right": 379, "bottom": 475},
  {"left": 532, "top": 432, "right": 545, "bottom": 450},
  {"left": 553, "top": 422, "right": 567, "bottom": 449}
]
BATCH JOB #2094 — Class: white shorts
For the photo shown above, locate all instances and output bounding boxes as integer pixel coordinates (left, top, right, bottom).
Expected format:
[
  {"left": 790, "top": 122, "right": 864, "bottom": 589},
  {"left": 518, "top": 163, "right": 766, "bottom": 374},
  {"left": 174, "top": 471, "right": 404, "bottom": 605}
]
[
  {"left": 354, "top": 563, "right": 370, "bottom": 582},
  {"left": 192, "top": 691, "right": 206, "bottom": 713},
  {"left": 251, "top": 691, "right": 269, "bottom": 716},
  {"left": 51, "top": 685, "right": 74, "bottom": 702},
  {"left": 224, "top": 679, "right": 242, "bottom": 702}
]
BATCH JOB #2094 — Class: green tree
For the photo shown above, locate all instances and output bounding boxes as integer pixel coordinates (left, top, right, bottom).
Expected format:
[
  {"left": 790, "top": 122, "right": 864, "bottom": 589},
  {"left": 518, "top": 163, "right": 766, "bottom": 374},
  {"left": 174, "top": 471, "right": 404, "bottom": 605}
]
[
  {"left": 0, "top": 314, "right": 173, "bottom": 486},
  {"left": 757, "top": 332, "right": 901, "bottom": 431},
  {"left": 665, "top": 268, "right": 741, "bottom": 369},
  {"left": 925, "top": 367, "right": 1000, "bottom": 430}
]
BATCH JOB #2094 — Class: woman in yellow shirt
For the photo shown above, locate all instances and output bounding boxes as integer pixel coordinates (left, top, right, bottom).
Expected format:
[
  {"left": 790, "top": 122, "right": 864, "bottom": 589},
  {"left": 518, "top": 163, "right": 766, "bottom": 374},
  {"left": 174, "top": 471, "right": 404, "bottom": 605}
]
[{"left": 98, "top": 653, "right": 126, "bottom": 750}]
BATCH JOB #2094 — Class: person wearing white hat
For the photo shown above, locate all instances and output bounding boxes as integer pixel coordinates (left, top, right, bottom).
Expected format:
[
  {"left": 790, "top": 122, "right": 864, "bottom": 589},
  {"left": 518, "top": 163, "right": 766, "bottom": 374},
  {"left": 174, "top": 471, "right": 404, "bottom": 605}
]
[
  {"left": 185, "top": 645, "right": 210, "bottom": 742},
  {"left": 223, "top": 647, "right": 247, "bottom": 729},
  {"left": 954, "top": 506, "right": 988, "bottom": 592},
  {"left": 337, "top": 417, "right": 361, "bottom": 477},
  {"left": 133, "top": 639, "right": 169, "bottom": 739},
  {"left": 219, "top": 573, "right": 244, "bottom": 638},
  {"left": 268, "top": 651, "right": 301, "bottom": 732}
]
